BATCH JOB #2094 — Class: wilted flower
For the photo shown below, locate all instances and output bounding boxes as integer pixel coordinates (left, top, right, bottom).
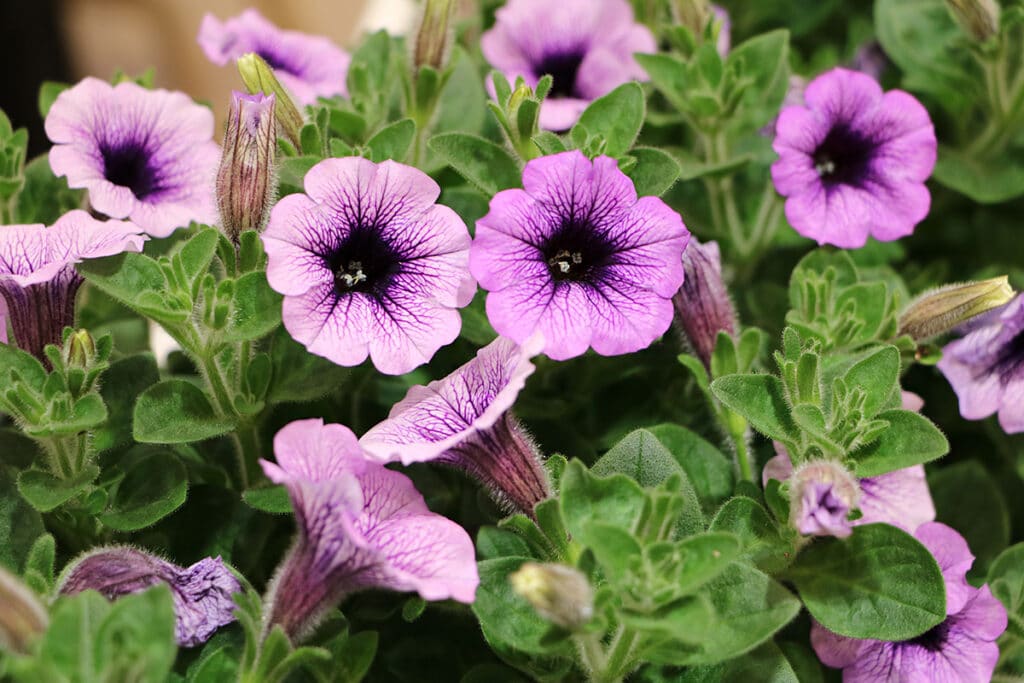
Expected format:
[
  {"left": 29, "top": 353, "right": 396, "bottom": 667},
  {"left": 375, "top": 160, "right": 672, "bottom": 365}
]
[
  {"left": 789, "top": 459, "right": 861, "bottom": 538},
  {"left": 811, "top": 523, "right": 1007, "bottom": 682},
  {"left": 899, "top": 276, "right": 1014, "bottom": 342},
  {"left": 471, "top": 151, "right": 690, "bottom": 360},
  {"left": 510, "top": 562, "right": 594, "bottom": 629},
  {"left": 938, "top": 294, "right": 1024, "bottom": 433},
  {"left": 58, "top": 546, "right": 241, "bottom": 647},
  {"left": 217, "top": 91, "right": 278, "bottom": 241},
  {"left": 673, "top": 239, "right": 736, "bottom": 370},
  {"left": 0, "top": 566, "right": 47, "bottom": 654},
  {"left": 262, "top": 157, "right": 474, "bottom": 375},
  {"left": 360, "top": 336, "right": 550, "bottom": 517},
  {"left": 46, "top": 78, "right": 219, "bottom": 237},
  {"left": 261, "top": 419, "right": 478, "bottom": 642},
  {"left": 480, "top": 0, "right": 656, "bottom": 130},
  {"left": 0, "top": 211, "right": 145, "bottom": 361},
  {"left": 198, "top": 9, "right": 351, "bottom": 106},
  {"left": 771, "top": 67, "right": 936, "bottom": 248}
]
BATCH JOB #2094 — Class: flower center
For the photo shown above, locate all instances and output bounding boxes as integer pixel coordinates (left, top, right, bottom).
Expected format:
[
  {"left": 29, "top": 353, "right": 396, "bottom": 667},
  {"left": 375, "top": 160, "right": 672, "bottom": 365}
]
[
  {"left": 327, "top": 225, "right": 400, "bottom": 296},
  {"left": 989, "top": 328, "right": 1024, "bottom": 385},
  {"left": 101, "top": 142, "right": 161, "bottom": 199},
  {"left": 907, "top": 621, "right": 949, "bottom": 652},
  {"left": 541, "top": 221, "right": 615, "bottom": 283},
  {"left": 535, "top": 50, "right": 586, "bottom": 98},
  {"left": 257, "top": 48, "right": 299, "bottom": 77},
  {"left": 812, "top": 123, "right": 874, "bottom": 187}
]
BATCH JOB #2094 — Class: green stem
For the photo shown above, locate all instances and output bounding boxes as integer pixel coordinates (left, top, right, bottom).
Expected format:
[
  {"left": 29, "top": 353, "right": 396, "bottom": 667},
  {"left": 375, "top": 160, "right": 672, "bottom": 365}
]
[
  {"left": 201, "top": 351, "right": 236, "bottom": 419},
  {"left": 232, "top": 422, "right": 262, "bottom": 489},
  {"left": 595, "top": 627, "right": 640, "bottom": 683},
  {"left": 575, "top": 632, "right": 607, "bottom": 680},
  {"left": 722, "top": 408, "right": 754, "bottom": 482}
]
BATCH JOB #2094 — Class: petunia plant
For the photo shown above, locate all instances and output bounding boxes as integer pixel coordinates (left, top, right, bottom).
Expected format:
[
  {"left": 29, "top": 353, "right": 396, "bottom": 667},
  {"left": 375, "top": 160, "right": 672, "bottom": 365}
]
[{"left": 1, "top": 0, "right": 1024, "bottom": 681}]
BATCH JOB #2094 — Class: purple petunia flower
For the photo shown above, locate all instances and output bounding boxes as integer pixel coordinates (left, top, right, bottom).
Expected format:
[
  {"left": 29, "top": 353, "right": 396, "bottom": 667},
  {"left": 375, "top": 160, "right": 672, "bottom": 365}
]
[
  {"left": 0, "top": 211, "right": 146, "bottom": 361},
  {"left": 938, "top": 294, "right": 1024, "bottom": 434},
  {"left": 360, "top": 336, "right": 551, "bottom": 517},
  {"left": 58, "top": 546, "right": 241, "bottom": 647},
  {"left": 811, "top": 523, "right": 1007, "bottom": 682},
  {"left": 471, "top": 151, "right": 690, "bottom": 361},
  {"left": 711, "top": 5, "right": 731, "bottom": 56},
  {"left": 46, "top": 78, "right": 220, "bottom": 238},
  {"left": 771, "top": 67, "right": 936, "bottom": 248},
  {"left": 261, "top": 419, "right": 478, "bottom": 641},
  {"left": 262, "top": 157, "right": 474, "bottom": 375},
  {"left": 480, "top": 0, "right": 656, "bottom": 131},
  {"left": 198, "top": 9, "right": 350, "bottom": 107}
]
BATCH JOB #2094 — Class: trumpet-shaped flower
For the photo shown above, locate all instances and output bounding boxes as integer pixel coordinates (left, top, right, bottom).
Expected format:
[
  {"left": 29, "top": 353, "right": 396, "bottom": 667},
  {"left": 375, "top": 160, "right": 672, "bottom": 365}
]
[
  {"left": 0, "top": 211, "right": 146, "bottom": 360},
  {"left": 471, "top": 151, "right": 689, "bottom": 361},
  {"left": 262, "top": 157, "right": 474, "bottom": 375},
  {"left": 198, "top": 9, "right": 350, "bottom": 106},
  {"left": 361, "top": 336, "right": 550, "bottom": 517},
  {"left": 480, "top": 0, "right": 656, "bottom": 130},
  {"left": 46, "top": 77, "right": 219, "bottom": 237},
  {"left": 771, "top": 67, "right": 936, "bottom": 248},
  {"left": 261, "top": 419, "right": 478, "bottom": 641}
]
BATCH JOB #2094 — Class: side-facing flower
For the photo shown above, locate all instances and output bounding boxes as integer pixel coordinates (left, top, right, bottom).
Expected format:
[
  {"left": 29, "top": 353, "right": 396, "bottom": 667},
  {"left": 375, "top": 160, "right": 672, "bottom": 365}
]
[
  {"left": 938, "top": 294, "right": 1024, "bottom": 433},
  {"left": 0, "top": 211, "right": 146, "bottom": 361},
  {"left": 46, "top": 78, "right": 220, "bottom": 237},
  {"left": 481, "top": 0, "right": 656, "bottom": 131},
  {"left": 811, "top": 523, "right": 1007, "bottom": 682},
  {"left": 771, "top": 67, "right": 936, "bottom": 248},
  {"left": 673, "top": 238, "right": 736, "bottom": 370},
  {"left": 198, "top": 9, "right": 350, "bottom": 106},
  {"left": 471, "top": 151, "right": 690, "bottom": 361},
  {"left": 261, "top": 419, "right": 478, "bottom": 642},
  {"left": 57, "top": 546, "right": 241, "bottom": 647},
  {"left": 360, "top": 336, "right": 551, "bottom": 517},
  {"left": 217, "top": 91, "right": 278, "bottom": 241},
  {"left": 262, "top": 157, "right": 474, "bottom": 375}
]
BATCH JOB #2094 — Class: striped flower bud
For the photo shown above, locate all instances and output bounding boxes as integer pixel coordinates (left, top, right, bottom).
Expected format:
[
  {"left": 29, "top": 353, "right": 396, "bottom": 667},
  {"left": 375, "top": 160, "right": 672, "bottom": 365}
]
[
  {"left": 899, "top": 276, "right": 1014, "bottom": 342},
  {"left": 673, "top": 239, "right": 737, "bottom": 370},
  {"left": 0, "top": 567, "right": 47, "bottom": 654},
  {"left": 414, "top": 0, "right": 456, "bottom": 73},
  {"left": 217, "top": 91, "right": 278, "bottom": 242},
  {"left": 237, "top": 53, "right": 303, "bottom": 149},
  {"left": 946, "top": 0, "right": 1001, "bottom": 41}
]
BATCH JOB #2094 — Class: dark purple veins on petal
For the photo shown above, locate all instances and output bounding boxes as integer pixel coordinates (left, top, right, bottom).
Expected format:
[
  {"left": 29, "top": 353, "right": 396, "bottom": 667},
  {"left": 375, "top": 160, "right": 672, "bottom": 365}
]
[
  {"left": 541, "top": 219, "right": 616, "bottom": 284},
  {"left": 907, "top": 621, "right": 949, "bottom": 652},
  {"left": 535, "top": 50, "right": 586, "bottom": 98},
  {"left": 257, "top": 46, "right": 301, "bottom": 77},
  {"left": 812, "top": 122, "right": 874, "bottom": 187},
  {"left": 327, "top": 224, "right": 402, "bottom": 297},
  {"left": 101, "top": 141, "right": 163, "bottom": 199},
  {"left": 989, "top": 329, "right": 1024, "bottom": 385}
]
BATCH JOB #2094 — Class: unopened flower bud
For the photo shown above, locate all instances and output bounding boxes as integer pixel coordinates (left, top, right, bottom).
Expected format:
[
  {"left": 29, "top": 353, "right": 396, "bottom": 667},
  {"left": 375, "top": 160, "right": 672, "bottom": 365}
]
[
  {"left": 0, "top": 566, "right": 47, "bottom": 654},
  {"left": 414, "top": 0, "right": 455, "bottom": 73},
  {"left": 62, "top": 329, "right": 96, "bottom": 369},
  {"left": 673, "top": 239, "right": 737, "bottom": 370},
  {"left": 237, "top": 53, "right": 303, "bottom": 149},
  {"left": 899, "top": 276, "right": 1014, "bottom": 342},
  {"left": 673, "top": 0, "right": 711, "bottom": 39},
  {"left": 509, "top": 562, "right": 593, "bottom": 630},
  {"left": 790, "top": 460, "right": 860, "bottom": 538},
  {"left": 946, "top": 0, "right": 1001, "bottom": 41},
  {"left": 217, "top": 92, "right": 278, "bottom": 242}
]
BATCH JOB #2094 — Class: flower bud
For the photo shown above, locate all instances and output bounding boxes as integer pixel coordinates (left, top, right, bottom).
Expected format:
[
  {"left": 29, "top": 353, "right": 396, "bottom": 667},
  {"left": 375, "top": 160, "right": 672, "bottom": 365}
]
[
  {"left": 673, "top": 0, "right": 711, "bottom": 39},
  {"left": 898, "top": 276, "right": 1014, "bottom": 342},
  {"left": 673, "top": 239, "right": 737, "bottom": 370},
  {"left": 237, "top": 53, "right": 303, "bottom": 149},
  {"left": 62, "top": 329, "right": 96, "bottom": 369},
  {"left": 0, "top": 566, "right": 47, "bottom": 654},
  {"left": 790, "top": 460, "right": 860, "bottom": 538},
  {"left": 217, "top": 92, "right": 278, "bottom": 242},
  {"left": 946, "top": 0, "right": 1001, "bottom": 41},
  {"left": 414, "top": 0, "right": 455, "bottom": 73},
  {"left": 509, "top": 562, "right": 594, "bottom": 630}
]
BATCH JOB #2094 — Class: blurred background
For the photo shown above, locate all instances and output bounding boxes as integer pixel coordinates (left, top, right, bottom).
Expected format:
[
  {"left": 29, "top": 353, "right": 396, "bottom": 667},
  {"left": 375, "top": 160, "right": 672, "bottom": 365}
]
[{"left": 0, "top": 0, "right": 419, "bottom": 155}]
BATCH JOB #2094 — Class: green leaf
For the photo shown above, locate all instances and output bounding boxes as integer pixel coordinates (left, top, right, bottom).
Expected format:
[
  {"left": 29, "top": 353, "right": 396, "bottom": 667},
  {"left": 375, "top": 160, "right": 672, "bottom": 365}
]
[
  {"left": 33, "top": 590, "right": 112, "bottom": 681},
  {"left": 930, "top": 461, "right": 1010, "bottom": 575},
  {"left": 787, "top": 523, "right": 946, "bottom": 640},
  {"left": 932, "top": 144, "right": 1024, "bottom": 203},
  {"left": 678, "top": 641, "right": 800, "bottom": 683},
  {"left": 224, "top": 271, "right": 282, "bottom": 342},
  {"left": 850, "top": 409, "right": 948, "bottom": 477},
  {"left": 647, "top": 423, "right": 734, "bottom": 512},
  {"left": 267, "top": 326, "right": 350, "bottom": 403},
  {"left": 988, "top": 543, "right": 1024, "bottom": 622},
  {"left": 726, "top": 30, "right": 790, "bottom": 131},
  {"left": 635, "top": 53, "right": 690, "bottom": 112},
  {"left": 178, "top": 228, "right": 220, "bottom": 286},
  {"left": 95, "top": 587, "right": 177, "bottom": 682},
  {"left": 571, "top": 82, "right": 645, "bottom": 157},
  {"left": 133, "top": 380, "right": 236, "bottom": 444},
  {"left": 840, "top": 345, "right": 900, "bottom": 418},
  {"left": 366, "top": 118, "right": 416, "bottom": 163},
  {"left": 585, "top": 522, "right": 643, "bottom": 582},
  {"left": 26, "top": 394, "right": 109, "bottom": 439},
  {"left": 710, "top": 496, "right": 791, "bottom": 574},
  {"left": 100, "top": 445, "right": 188, "bottom": 531},
  {"left": 620, "top": 595, "right": 713, "bottom": 646},
  {"left": 626, "top": 147, "right": 681, "bottom": 196},
  {"left": 0, "top": 342, "right": 48, "bottom": 392},
  {"left": 427, "top": 133, "right": 522, "bottom": 196},
  {"left": 0, "top": 465, "right": 44, "bottom": 572},
  {"left": 93, "top": 353, "right": 160, "bottom": 452},
  {"left": 78, "top": 252, "right": 185, "bottom": 325},
  {"left": 22, "top": 532, "right": 56, "bottom": 594},
  {"left": 560, "top": 459, "right": 647, "bottom": 547},
  {"left": 17, "top": 465, "right": 100, "bottom": 513},
  {"left": 242, "top": 485, "right": 292, "bottom": 514},
  {"left": 671, "top": 532, "right": 744, "bottom": 595},
  {"left": 711, "top": 374, "right": 796, "bottom": 441},
  {"left": 15, "top": 154, "right": 83, "bottom": 225},
  {"left": 476, "top": 527, "right": 534, "bottom": 561}
]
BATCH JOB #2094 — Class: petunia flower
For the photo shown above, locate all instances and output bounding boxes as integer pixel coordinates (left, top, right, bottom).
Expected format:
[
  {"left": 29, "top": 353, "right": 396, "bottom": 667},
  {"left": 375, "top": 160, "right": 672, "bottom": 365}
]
[
  {"left": 57, "top": 546, "right": 242, "bottom": 647},
  {"left": 771, "top": 67, "right": 936, "bottom": 248},
  {"left": 262, "top": 157, "right": 474, "bottom": 375},
  {"left": 938, "top": 294, "right": 1024, "bottom": 434},
  {"left": 480, "top": 0, "right": 656, "bottom": 131},
  {"left": 0, "top": 211, "right": 146, "bottom": 361},
  {"left": 811, "top": 523, "right": 1007, "bottom": 682},
  {"left": 198, "top": 9, "right": 350, "bottom": 106},
  {"left": 46, "top": 78, "right": 220, "bottom": 238},
  {"left": 471, "top": 151, "right": 690, "bottom": 361},
  {"left": 360, "top": 336, "right": 551, "bottom": 517},
  {"left": 711, "top": 5, "right": 731, "bottom": 56},
  {"left": 672, "top": 238, "right": 736, "bottom": 371},
  {"left": 261, "top": 419, "right": 478, "bottom": 642}
]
